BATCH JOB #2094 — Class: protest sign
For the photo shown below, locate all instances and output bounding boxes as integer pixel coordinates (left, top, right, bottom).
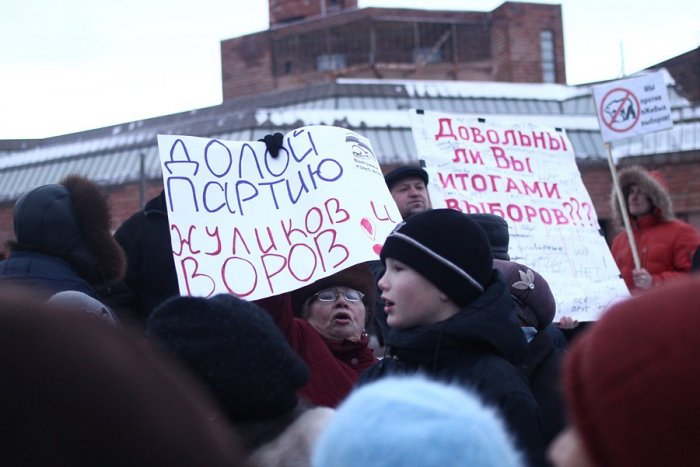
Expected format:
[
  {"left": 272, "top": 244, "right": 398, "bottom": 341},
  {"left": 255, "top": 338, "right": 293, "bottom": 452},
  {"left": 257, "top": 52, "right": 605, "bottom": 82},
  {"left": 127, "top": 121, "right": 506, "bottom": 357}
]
[
  {"left": 157, "top": 125, "right": 401, "bottom": 300},
  {"left": 410, "top": 110, "right": 629, "bottom": 321},
  {"left": 592, "top": 70, "right": 673, "bottom": 143},
  {"left": 593, "top": 71, "right": 674, "bottom": 270}
]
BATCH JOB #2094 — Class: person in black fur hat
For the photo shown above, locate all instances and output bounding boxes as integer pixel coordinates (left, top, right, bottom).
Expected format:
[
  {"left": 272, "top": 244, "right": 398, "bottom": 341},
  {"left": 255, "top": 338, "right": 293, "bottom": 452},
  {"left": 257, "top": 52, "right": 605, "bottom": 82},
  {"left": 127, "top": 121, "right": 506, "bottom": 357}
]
[
  {"left": 360, "top": 208, "right": 548, "bottom": 467},
  {"left": 147, "top": 294, "right": 334, "bottom": 467},
  {"left": 0, "top": 175, "right": 126, "bottom": 299}
]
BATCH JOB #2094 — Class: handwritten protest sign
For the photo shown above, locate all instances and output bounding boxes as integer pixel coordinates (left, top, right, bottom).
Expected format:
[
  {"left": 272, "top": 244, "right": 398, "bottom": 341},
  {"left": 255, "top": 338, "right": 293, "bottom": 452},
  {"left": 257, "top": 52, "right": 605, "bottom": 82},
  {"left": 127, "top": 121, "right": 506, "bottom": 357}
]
[
  {"left": 157, "top": 125, "right": 401, "bottom": 300},
  {"left": 410, "top": 110, "right": 629, "bottom": 321}
]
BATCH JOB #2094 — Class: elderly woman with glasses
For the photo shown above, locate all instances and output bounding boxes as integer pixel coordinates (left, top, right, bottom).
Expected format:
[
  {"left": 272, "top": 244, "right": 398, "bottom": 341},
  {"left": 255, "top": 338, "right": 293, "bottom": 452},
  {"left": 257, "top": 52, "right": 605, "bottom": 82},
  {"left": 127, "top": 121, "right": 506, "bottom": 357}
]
[{"left": 254, "top": 263, "right": 378, "bottom": 408}]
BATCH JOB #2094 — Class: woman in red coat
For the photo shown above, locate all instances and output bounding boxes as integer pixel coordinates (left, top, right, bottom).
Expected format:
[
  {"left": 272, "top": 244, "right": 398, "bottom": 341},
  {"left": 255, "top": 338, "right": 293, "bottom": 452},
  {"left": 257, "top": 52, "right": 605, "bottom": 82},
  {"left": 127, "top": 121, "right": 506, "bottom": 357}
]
[
  {"left": 611, "top": 166, "right": 700, "bottom": 292},
  {"left": 255, "top": 263, "right": 378, "bottom": 408}
]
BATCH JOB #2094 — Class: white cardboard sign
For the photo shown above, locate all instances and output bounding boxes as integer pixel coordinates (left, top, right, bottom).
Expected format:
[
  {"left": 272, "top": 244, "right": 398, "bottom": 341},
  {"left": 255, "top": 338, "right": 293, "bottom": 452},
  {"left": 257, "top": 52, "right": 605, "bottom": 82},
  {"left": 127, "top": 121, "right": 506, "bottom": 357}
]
[
  {"left": 157, "top": 125, "right": 402, "bottom": 300},
  {"left": 410, "top": 109, "right": 630, "bottom": 321}
]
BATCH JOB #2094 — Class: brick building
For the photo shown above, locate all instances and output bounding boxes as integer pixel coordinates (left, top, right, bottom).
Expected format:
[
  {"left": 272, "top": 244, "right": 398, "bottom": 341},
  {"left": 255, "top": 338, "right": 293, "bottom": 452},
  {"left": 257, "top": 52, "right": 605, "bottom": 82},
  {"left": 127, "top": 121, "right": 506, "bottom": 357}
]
[
  {"left": 221, "top": 0, "right": 566, "bottom": 99},
  {"left": 648, "top": 46, "right": 700, "bottom": 103},
  {"left": 0, "top": 1, "right": 698, "bottom": 255}
]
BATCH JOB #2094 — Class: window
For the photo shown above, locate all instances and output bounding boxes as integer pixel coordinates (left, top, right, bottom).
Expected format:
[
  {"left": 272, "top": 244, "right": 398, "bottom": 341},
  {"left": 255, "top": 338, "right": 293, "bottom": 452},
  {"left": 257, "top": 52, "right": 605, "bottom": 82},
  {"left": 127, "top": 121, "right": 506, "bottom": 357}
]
[
  {"left": 316, "top": 54, "right": 347, "bottom": 71},
  {"left": 540, "top": 30, "right": 556, "bottom": 83},
  {"left": 412, "top": 47, "right": 442, "bottom": 65}
]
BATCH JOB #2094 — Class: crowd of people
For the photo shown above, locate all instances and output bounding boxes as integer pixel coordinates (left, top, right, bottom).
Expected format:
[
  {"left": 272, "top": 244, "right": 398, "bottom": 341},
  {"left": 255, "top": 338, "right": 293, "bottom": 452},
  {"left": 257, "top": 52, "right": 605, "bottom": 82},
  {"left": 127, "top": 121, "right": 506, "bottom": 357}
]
[{"left": 0, "top": 140, "right": 699, "bottom": 466}]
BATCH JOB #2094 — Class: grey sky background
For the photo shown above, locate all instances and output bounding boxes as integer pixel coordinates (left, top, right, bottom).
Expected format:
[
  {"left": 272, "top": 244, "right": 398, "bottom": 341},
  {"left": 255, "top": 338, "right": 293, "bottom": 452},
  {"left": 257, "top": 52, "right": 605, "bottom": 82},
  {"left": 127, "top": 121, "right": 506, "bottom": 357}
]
[{"left": 1, "top": 0, "right": 698, "bottom": 138}]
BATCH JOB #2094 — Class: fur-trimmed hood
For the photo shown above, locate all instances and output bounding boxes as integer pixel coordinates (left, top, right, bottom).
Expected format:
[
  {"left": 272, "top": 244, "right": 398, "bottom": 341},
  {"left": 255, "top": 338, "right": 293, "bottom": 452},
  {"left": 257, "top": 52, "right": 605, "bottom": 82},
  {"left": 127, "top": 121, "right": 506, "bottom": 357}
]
[
  {"left": 610, "top": 165, "right": 674, "bottom": 227},
  {"left": 8, "top": 175, "right": 126, "bottom": 288}
]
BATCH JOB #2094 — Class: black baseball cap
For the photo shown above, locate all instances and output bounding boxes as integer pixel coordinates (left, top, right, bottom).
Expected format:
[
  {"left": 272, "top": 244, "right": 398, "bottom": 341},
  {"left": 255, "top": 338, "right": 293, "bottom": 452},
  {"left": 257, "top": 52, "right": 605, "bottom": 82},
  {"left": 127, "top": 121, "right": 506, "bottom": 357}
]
[{"left": 384, "top": 165, "right": 429, "bottom": 190}]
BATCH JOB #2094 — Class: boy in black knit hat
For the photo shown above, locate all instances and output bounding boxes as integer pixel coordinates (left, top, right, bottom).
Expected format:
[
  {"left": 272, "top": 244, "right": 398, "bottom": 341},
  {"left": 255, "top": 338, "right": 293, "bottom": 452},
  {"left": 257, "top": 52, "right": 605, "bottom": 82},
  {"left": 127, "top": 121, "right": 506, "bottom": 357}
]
[{"left": 360, "top": 208, "right": 548, "bottom": 467}]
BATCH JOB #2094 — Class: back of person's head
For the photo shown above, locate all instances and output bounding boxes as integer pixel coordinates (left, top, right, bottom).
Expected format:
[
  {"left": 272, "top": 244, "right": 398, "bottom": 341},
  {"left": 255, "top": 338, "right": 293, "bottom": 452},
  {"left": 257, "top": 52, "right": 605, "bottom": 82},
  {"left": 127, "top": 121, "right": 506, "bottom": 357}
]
[
  {"left": 290, "top": 262, "right": 376, "bottom": 326},
  {"left": 146, "top": 294, "right": 309, "bottom": 423},
  {"left": 557, "top": 275, "right": 700, "bottom": 467},
  {"left": 383, "top": 165, "right": 429, "bottom": 191},
  {"left": 466, "top": 213, "right": 510, "bottom": 260},
  {"left": 312, "top": 375, "right": 524, "bottom": 467},
  {"left": 47, "top": 290, "right": 121, "bottom": 327},
  {"left": 9, "top": 175, "right": 126, "bottom": 287},
  {"left": 0, "top": 294, "right": 245, "bottom": 467},
  {"left": 380, "top": 208, "right": 493, "bottom": 307},
  {"left": 493, "top": 259, "right": 555, "bottom": 330}
]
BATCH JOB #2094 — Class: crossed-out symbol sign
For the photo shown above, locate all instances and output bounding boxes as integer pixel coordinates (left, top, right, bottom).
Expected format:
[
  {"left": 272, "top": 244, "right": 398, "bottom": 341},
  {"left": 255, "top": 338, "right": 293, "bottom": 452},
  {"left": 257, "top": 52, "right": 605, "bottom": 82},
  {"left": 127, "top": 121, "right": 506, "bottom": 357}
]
[{"left": 599, "top": 87, "right": 641, "bottom": 133}]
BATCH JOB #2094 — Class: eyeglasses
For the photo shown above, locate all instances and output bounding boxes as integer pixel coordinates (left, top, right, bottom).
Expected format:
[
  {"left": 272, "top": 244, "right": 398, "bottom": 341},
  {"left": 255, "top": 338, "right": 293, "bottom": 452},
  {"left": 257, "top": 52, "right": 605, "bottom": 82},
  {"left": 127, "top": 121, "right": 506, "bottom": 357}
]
[{"left": 313, "top": 288, "right": 364, "bottom": 302}]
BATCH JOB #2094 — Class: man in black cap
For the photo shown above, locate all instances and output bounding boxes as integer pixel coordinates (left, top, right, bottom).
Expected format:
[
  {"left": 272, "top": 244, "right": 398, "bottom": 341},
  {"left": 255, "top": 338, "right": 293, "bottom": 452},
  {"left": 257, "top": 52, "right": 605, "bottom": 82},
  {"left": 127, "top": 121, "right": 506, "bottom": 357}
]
[
  {"left": 383, "top": 165, "right": 431, "bottom": 219},
  {"left": 369, "top": 165, "right": 433, "bottom": 347}
]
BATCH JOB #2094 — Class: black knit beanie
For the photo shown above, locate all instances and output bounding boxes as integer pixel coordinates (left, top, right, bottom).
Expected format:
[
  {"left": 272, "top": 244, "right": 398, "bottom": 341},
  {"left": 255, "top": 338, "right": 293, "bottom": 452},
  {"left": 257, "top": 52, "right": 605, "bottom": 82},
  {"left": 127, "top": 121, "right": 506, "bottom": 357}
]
[
  {"left": 380, "top": 209, "right": 494, "bottom": 307},
  {"left": 146, "top": 294, "right": 309, "bottom": 422}
]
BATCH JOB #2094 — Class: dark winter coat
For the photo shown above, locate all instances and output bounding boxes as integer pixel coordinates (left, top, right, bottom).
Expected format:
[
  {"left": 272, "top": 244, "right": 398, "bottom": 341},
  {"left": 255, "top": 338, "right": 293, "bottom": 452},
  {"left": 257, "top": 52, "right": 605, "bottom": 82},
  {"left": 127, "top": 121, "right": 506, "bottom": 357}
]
[
  {"left": 108, "top": 191, "right": 179, "bottom": 321},
  {"left": 610, "top": 166, "right": 700, "bottom": 291},
  {"left": 519, "top": 329, "right": 566, "bottom": 447},
  {"left": 0, "top": 251, "right": 95, "bottom": 297},
  {"left": 255, "top": 293, "right": 378, "bottom": 408},
  {"left": 359, "top": 273, "right": 547, "bottom": 467},
  {"left": 0, "top": 175, "right": 125, "bottom": 298}
]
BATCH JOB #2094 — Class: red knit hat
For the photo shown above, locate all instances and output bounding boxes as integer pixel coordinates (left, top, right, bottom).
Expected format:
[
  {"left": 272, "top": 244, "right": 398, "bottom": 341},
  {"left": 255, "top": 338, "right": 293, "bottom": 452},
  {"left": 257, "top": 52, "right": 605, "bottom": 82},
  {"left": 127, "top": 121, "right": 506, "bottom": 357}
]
[{"left": 563, "top": 276, "right": 700, "bottom": 467}]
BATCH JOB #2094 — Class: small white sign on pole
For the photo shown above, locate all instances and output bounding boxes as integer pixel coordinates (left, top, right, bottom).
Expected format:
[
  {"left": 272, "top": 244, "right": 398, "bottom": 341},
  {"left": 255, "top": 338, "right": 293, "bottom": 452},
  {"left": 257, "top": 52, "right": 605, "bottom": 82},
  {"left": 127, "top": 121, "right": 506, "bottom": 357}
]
[
  {"left": 592, "top": 70, "right": 673, "bottom": 143},
  {"left": 410, "top": 109, "right": 630, "bottom": 322},
  {"left": 157, "top": 125, "right": 402, "bottom": 300}
]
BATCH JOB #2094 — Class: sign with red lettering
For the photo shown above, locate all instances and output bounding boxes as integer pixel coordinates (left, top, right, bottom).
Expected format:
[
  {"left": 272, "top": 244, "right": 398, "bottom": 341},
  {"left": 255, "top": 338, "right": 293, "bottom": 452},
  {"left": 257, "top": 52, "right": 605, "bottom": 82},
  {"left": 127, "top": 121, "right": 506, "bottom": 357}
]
[
  {"left": 157, "top": 126, "right": 401, "bottom": 300},
  {"left": 592, "top": 71, "right": 673, "bottom": 142},
  {"left": 410, "top": 110, "right": 629, "bottom": 321}
]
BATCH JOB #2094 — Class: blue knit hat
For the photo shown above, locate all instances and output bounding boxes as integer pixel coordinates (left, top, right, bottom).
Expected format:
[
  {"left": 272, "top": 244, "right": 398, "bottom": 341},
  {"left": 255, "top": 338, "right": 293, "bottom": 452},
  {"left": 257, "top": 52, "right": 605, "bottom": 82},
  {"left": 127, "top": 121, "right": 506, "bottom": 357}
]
[{"left": 312, "top": 375, "right": 524, "bottom": 467}]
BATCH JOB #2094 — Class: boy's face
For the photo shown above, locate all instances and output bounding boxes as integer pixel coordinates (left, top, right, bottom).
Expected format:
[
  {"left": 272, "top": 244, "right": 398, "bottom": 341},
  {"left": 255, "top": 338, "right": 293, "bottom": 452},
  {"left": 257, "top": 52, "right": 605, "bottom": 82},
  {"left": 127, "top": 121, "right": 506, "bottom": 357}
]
[{"left": 378, "top": 258, "right": 458, "bottom": 328}]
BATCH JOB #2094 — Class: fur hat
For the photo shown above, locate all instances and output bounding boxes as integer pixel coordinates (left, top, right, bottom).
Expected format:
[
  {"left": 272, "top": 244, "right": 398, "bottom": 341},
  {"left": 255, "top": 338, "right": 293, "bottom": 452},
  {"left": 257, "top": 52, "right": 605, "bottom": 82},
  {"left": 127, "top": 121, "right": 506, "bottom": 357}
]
[
  {"left": 146, "top": 294, "right": 310, "bottom": 422},
  {"left": 10, "top": 175, "right": 126, "bottom": 287},
  {"left": 384, "top": 165, "right": 429, "bottom": 190},
  {"left": 493, "top": 259, "right": 555, "bottom": 330},
  {"left": 312, "top": 375, "right": 524, "bottom": 467},
  {"left": 563, "top": 275, "right": 700, "bottom": 467},
  {"left": 290, "top": 263, "right": 376, "bottom": 327},
  {"left": 380, "top": 209, "right": 493, "bottom": 307},
  {"left": 610, "top": 165, "right": 674, "bottom": 226},
  {"left": 466, "top": 213, "right": 510, "bottom": 261}
]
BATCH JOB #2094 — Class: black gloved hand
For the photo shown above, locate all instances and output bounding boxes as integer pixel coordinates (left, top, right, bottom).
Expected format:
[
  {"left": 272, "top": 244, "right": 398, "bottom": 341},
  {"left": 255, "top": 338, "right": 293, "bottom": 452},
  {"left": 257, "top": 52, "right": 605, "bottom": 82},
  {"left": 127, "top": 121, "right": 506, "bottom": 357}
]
[{"left": 258, "top": 133, "right": 284, "bottom": 158}]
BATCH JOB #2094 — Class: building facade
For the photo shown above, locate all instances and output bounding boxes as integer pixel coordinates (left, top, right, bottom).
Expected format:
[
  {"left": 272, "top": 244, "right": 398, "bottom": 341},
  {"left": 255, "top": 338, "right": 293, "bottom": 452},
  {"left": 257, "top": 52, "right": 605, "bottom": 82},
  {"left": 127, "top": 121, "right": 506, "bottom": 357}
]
[
  {"left": 221, "top": 1, "right": 566, "bottom": 99},
  {"left": 0, "top": 2, "right": 698, "bottom": 255}
]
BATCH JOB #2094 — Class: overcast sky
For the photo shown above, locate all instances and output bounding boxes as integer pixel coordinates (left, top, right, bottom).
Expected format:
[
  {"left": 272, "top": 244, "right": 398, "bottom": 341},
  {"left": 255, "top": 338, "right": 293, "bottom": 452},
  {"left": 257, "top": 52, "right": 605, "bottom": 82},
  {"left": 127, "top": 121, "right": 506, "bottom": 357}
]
[{"left": 1, "top": 0, "right": 698, "bottom": 139}]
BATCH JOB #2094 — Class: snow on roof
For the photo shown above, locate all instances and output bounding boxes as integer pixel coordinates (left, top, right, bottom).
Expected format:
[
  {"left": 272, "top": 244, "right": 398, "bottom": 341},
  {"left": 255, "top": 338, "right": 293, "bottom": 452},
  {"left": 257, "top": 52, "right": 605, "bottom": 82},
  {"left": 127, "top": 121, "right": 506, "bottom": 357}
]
[
  {"left": 337, "top": 77, "right": 591, "bottom": 101},
  {"left": 256, "top": 108, "right": 602, "bottom": 131}
]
